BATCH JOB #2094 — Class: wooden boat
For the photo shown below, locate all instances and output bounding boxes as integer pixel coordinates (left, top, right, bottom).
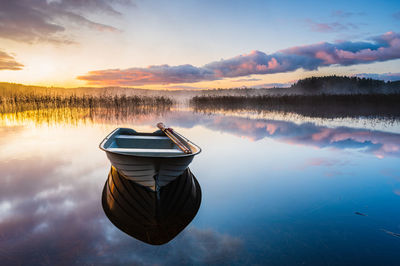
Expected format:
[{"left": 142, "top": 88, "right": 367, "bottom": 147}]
[
  {"left": 99, "top": 125, "right": 201, "bottom": 190},
  {"left": 102, "top": 166, "right": 202, "bottom": 245}
]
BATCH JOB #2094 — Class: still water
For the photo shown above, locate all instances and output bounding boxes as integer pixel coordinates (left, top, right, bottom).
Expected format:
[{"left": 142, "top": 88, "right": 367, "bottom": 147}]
[{"left": 1, "top": 108, "right": 400, "bottom": 265}]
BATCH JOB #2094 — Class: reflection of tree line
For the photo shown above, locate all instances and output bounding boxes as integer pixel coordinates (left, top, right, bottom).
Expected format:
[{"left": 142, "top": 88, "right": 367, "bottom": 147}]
[{"left": 190, "top": 94, "right": 400, "bottom": 119}]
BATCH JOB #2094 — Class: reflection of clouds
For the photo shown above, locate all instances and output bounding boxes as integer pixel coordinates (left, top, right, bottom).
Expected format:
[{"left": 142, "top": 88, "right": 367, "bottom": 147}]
[
  {"left": 94, "top": 227, "right": 243, "bottom": 265},
  {"left": 162, "top": 112, "right": 400, "bottom": 158},
  {"left": 306, "top": 158, "right": 346, "bottom": 167},
  {"left": 380, "top": 169, "right": 400, "bottom": 197},
  {"left": 0, "top": 158, "right": 67, "bottom": 202},
  {"left": 34, "top": 185, "right": 73, "bottom": 200},
  {"left": 74, "top": 109, "right": 399, "bottom": 158},
  {"left": 0, "top": 164, "right": 242, "bottom": 265},
  {"left": 0, "top": 126, "right": 24, "bottom": 147},
  {"left": 0, "top": 201, "right": 12, "bottom": 222},
  {"left": 308, "top": 158, "right": 336, "bottom": 167},
  {"left": 380, "top": 169, "right": 400, "bottom": 181},
  {"left": 0, "top": 125, "right": 242, "bottom": 265},
  {"left": 3, "top": 110, "right": 398, "bottom": 159},
  {"left": 324, "top": 171, "right": 347, "bottom": 177},
  {"left": 1, "top": 111, "right": 398, "bottom": 263},
  {"left": 300, "top": 158, "right": 353, "bottom": 177},
  {"left": 164, "top": 228, "right": 243, "bottom": 265}
]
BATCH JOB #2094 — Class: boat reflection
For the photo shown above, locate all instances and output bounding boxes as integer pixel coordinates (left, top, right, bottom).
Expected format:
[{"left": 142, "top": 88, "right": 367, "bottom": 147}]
[{"left": 102, "top": 166, "right": 202, "bottom": 245}]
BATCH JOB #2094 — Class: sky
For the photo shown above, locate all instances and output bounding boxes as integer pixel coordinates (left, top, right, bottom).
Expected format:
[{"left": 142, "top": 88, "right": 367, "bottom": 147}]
[{"left": 0, "top": 0, "right": 400, "bottom": 89}]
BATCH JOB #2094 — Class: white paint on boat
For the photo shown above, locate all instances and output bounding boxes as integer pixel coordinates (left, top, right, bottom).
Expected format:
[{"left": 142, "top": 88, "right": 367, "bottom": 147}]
[{"left": 99, "top": 128, "right": 201, "bottom": 190}]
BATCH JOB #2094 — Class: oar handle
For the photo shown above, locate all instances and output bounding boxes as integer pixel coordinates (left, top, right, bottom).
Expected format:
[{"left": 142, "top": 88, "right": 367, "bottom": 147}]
[
  {"left": 157, "top": 122, "right": 166, "bottom": 131},
  {"left": 157, "top": 122, "right": 192, "bottom": 154}
]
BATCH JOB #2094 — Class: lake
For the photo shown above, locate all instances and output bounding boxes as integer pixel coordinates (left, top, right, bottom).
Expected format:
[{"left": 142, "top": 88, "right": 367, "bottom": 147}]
[{"left": 1, "top": 107, "right": 400, "bottom": 265}]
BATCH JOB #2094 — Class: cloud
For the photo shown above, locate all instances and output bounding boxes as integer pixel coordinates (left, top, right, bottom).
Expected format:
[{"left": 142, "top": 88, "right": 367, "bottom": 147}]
[
  {"left": 52, "top": 0, "right": 133, "bottom": 16},
  {"left": 306, "top": 19, "right": 358, "bottom": 33},
  {"left": 0, "top": 0, "right": 132, "bottom": 44},
  {"left": 332, "top": 10, "right": 365, "bottom": 18},
  {"left": 0, "top": 50, "right": 24, "bottom": 70},
  {"left": 233, "top": 78, "right": 262, "bottom": 82},
  {"left": 355, "top": 72, "right": 400, "bottom": 81},
  {"left": 393, "top": 11, "right": 400, "bottom": 20},
  {"left": 78, "top": 31, "right": 400, "bottom": 86},
  {"left": 78, "top": 64, "right": 218, "bottom": 86}
]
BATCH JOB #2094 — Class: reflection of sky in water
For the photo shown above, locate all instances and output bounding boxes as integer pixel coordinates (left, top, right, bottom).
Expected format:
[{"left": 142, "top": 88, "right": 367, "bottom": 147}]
[{"left": 1, "top": 110, "right": 400, "bottom": 265}]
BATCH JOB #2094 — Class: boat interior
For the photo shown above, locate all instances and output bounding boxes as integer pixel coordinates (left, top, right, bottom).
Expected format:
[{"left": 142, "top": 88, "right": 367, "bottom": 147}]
[{"left": 100, "top": 128, "right": 200, "bottom": 157}]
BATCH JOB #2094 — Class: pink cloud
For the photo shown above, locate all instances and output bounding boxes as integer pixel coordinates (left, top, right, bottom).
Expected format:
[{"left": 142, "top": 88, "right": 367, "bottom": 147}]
[
  {"left": 267, "top": 58, "right": 279, "bottom": 69},
  {"left": 78, "top": 31, "right": 400, "bottom": 86}
]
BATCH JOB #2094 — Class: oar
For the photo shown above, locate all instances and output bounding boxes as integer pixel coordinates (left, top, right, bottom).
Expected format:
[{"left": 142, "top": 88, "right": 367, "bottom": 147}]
[{"left": 157, "top": 122, "right": 192, "bottom": 154}]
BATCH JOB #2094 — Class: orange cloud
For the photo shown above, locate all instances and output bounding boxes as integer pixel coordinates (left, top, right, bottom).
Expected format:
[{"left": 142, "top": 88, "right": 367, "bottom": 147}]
[{"left": 0, "top": 50, "right": 23, "bottom": 70}]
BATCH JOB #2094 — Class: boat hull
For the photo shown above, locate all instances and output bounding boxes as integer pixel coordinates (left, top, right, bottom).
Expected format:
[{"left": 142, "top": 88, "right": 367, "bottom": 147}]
[{"left": 105, "top": 151, "right": 195, "bottom": 190}]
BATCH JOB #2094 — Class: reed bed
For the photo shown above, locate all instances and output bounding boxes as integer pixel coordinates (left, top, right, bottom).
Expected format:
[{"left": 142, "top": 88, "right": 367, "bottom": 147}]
[
  {"left": 0, "top": 87, "right": 174, "bottom": 125},
  {"left": 0, "top": 94, "right": 173, "bottom": 113}
]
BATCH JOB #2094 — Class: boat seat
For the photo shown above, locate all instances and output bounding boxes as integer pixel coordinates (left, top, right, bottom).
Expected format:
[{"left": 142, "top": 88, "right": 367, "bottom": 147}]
[
  {"left": 107, "top": 148, "right": 184, "bottom": 154},
  {"left": 116, "top": 135, "right": 170, "bottom": 140}
]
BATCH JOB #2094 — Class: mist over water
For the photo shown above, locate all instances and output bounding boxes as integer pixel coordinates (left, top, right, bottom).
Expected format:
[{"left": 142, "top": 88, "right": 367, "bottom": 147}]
[{"left": 1, "top": 105, "right": 400, "bottom": 265}]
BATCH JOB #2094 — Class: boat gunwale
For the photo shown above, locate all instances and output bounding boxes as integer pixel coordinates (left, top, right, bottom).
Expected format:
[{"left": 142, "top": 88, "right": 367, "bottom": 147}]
[{"left": 99, "top": 127, "right": 202, "bottom": 158}]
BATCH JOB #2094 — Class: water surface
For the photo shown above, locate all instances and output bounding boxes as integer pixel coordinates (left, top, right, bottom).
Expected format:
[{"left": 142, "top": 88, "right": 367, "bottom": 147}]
[{"left": 1, "top": 108, "right": 400, "bottom": 265}]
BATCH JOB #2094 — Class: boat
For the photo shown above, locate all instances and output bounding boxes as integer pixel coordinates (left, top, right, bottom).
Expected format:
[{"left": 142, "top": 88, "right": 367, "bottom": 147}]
[
  {"left": 102, "top": 166, "right": 202, "bottom": 245},
  {"left": 99, "top": 124, "right": 201, "bottom": 191}
]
